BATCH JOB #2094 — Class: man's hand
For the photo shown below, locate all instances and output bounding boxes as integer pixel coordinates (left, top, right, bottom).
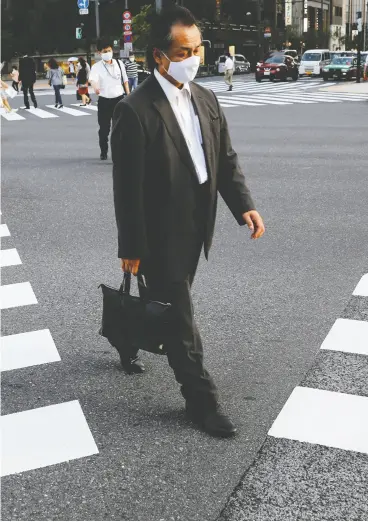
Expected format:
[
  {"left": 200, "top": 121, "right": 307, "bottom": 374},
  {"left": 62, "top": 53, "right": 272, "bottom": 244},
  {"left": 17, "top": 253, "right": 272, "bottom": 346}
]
[
  {"left": 121, "top": 259, "right": 140, "bottom": 275},
  {"left": 242, "top": 210, "right": 265, "bottom": 239},
  {"left": 94, "top": 88, "right": 100, "bottom": 95}
]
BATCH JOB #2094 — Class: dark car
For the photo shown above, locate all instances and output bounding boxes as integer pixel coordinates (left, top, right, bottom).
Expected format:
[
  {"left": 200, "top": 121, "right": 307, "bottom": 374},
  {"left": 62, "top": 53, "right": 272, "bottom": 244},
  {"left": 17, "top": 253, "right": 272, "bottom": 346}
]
[
  {"left": 322, "top": 57, "right": 362, "bottom": 81},
  {"left": 256, "top": 54, "right": 299, "bottom": 82}
]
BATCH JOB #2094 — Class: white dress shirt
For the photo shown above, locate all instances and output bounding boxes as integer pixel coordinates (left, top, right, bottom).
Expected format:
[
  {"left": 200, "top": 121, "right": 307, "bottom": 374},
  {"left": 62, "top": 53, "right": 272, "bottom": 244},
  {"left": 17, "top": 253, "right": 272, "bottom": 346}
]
[
  {"left": 154, "top": 68, "right": 208, "bottom": 185},
  {"left": 89, "top": 59, "right": 128, "bottom": 99},
  {"left": 224, "top": 57, "right": 234, "bottom": 71}
]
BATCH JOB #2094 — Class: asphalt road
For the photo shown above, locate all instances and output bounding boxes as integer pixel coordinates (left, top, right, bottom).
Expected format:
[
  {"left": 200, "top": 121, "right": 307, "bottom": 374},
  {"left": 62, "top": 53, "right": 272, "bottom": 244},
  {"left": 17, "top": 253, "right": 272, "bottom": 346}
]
[{"left": 1, "top": 81, "right": 368, "bottom": 520}]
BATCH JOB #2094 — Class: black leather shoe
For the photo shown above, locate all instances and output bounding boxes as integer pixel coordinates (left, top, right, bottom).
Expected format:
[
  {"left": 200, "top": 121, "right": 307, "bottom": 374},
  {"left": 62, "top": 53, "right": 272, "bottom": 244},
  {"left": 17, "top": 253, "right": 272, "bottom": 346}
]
[
  {"left": 186, "top": 403, "right": 237, "bottom": 438},
  {"left": 120, "top": 355, "right": 145, "bottom": 375},
  {"left": 100, "top": 153, "right": 108, "bottom": 160}
]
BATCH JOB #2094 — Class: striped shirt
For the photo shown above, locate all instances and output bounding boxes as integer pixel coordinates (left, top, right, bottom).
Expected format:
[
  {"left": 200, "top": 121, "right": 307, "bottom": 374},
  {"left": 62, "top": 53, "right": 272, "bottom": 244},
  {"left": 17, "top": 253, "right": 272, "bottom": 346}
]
[{"left": 125, "top": 60, "right": 138, "bottom": 78}]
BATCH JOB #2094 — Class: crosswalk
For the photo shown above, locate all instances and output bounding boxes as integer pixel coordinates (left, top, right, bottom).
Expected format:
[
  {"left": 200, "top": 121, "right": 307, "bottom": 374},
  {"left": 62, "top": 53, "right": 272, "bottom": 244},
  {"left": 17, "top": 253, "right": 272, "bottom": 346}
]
[
  {"left": 0, "top": 219, "right": 99, "bottom": 477},
  {"left": 269, "top": 271, "right": 368, "bottom": 454},
  {"left": 196, "top": 79, "right": 368, "bottom": 108},
  {"left": 0, "top": 104, "right": 95, "bottom": 121}
]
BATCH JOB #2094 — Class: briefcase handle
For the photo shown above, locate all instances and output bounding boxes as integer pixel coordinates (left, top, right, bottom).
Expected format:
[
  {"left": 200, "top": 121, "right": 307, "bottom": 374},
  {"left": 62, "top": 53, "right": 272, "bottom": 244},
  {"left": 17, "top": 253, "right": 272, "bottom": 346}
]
[{"left": 120, "top": 272, "right": 148, "bottom": 299}]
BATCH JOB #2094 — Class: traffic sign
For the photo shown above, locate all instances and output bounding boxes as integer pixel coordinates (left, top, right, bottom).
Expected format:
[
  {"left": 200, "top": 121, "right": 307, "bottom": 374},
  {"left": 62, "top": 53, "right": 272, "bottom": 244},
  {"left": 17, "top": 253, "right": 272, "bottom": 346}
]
[
  {"left": 79, "top": 8, "right": 88, "bottom": 15},
  {"left": 77, "top": 0, "right": 89, "bottom": 8},
  {"left": 124, "top": 34, "right": 132, "bottom": 43},
  {"left": 124, "top": 30, "right": 132, "bottom": 36},
  {"left": 123, "top": 11, "right": 132, "bottom": 20},
  {"left": 124, "top": 23, "right": 132, "bottom": 30}
]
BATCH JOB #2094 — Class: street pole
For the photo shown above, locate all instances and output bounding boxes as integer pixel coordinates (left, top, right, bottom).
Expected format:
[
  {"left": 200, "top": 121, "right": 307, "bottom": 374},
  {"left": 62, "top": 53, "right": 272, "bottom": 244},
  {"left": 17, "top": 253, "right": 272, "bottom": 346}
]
[
  {"left": 95, "top": 0, "right": 100, "bottom": 39},
  {"left": 156, "top": 0, "right": 162, "bottom": 13},
  {"left": 320, "top": 0, "right": 324, "bottom": 45}
]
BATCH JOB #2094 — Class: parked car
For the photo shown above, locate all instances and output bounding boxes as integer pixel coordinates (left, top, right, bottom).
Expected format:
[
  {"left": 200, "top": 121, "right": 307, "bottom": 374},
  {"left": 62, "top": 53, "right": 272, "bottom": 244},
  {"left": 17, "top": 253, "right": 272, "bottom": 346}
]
[
  {"left": 256, "top": 54, "right": 299, "bottom": 82},
  {"left": 216, "top": 54, "right": 251, "bottom": 74},
  {"left": 322, "top": 56, "right": 362, "bottom": 81},
  {"left": 299, "top": 49, "right": 331, "bottom": 76}
]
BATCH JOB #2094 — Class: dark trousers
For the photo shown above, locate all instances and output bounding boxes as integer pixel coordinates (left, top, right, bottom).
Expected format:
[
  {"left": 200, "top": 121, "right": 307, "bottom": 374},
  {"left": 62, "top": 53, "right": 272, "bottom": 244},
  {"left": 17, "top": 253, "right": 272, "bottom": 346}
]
[
  {"left": 22, "top": 83, "right": 37, "bottom": 108},
  {"left": 143, "top": 182, "right": 218, "bottom": 410},
  {"left": 53, "top": 85, "right": 63, "bottom": 106},
  {"left": 98, "top": 95, "right": 124, "bottom": 155},
  {"left": 12, "top": 81, "right": 19, "bottom": 92}
]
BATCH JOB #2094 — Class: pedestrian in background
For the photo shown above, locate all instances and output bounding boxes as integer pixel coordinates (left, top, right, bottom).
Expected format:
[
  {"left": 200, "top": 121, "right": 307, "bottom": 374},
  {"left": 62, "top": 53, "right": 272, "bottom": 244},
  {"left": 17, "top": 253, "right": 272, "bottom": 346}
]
[
  {"left": 11, "top": 66, "right": 19, "bottom": 92},
  {"left": 111, "top": 6, "right": 265, "bottom": 438},
  {"left": 19, "top": 54, "right": 38, "bottom": 109},
  {"left": 224, "top": 52, "right": 234, "bottom": 91},
  {"left": 125, "top": 52, "right": 139, "bottom": 92},
  {"left": 89, "top": 38, "right": 130, "bottom": 160},
  {"left": 69, "top": 61, "right": 76, "bottom": 78},
  {"left": 76, "top": 59, "right": 89, "bottom": 107},
  {"left": 77, "top": 57, "right": 91, "bottom": 104},
  {"left": 46, "top": 58, "right": 64, "bottom": 109},
  {"left": 1, "top": 79, "right": 18, "bottom": 113}
]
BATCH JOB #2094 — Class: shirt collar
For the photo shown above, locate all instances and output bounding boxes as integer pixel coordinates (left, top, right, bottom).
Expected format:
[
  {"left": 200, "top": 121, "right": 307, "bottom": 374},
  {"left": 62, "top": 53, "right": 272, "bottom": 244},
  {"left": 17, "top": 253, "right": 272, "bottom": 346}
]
[{"left": 154, "top": 68, "right": 191, "bottom": 104}]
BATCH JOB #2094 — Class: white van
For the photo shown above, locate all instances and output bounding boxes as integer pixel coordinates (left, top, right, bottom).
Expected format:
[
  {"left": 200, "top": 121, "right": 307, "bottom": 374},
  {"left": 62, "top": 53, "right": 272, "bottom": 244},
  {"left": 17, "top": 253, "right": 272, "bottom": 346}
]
[{"left": 299, "top": 49, "right": 331, "bottom": 76}]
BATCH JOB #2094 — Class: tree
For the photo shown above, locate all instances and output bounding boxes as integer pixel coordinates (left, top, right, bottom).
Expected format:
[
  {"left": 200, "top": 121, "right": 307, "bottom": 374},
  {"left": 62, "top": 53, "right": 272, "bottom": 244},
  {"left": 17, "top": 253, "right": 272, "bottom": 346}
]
[{"left": 132, "top": 4, "right": 154, "bottom": 50}]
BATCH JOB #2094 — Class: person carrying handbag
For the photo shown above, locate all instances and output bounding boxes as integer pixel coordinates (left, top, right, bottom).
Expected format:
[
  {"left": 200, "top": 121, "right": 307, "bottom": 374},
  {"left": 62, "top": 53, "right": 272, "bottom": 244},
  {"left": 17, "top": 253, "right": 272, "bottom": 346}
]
[
  {"left": 76, "top": 59, "right": 89, "bottom": 106},
  {"left": 46, "top": 58, "right": 64, "bottom": 109},
  {"left": 89, "top": 39, "right": 130, "bottom": 160}
]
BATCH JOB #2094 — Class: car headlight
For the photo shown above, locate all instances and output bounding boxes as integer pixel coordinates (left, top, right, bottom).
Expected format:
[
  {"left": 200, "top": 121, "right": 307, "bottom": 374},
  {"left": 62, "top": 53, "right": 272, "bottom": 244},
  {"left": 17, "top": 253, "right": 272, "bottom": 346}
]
[
  {"left": 341, "top": 68, "right": 349, "bottom": 72},
  {"left": 276, "top": 68, "right": 280, "bottom": 72},
  {"left": 323, "top": 68, "right": 329, "bottom": 72},
  {"left": 257, "top": 68, "right": 260, "bottom": 72}
]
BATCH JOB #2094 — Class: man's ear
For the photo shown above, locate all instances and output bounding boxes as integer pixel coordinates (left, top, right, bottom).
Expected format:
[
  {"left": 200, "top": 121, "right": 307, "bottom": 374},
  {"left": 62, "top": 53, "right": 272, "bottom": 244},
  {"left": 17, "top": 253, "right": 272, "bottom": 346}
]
[{"left": 153, "top": 48, "right": 162, "bottom": 66}]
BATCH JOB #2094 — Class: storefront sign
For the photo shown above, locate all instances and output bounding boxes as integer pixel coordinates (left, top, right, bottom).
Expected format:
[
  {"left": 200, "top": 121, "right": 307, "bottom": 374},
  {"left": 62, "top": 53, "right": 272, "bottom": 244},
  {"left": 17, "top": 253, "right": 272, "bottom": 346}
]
[{"left": 285, "top": 0, "right": 292, "bottom": 26}]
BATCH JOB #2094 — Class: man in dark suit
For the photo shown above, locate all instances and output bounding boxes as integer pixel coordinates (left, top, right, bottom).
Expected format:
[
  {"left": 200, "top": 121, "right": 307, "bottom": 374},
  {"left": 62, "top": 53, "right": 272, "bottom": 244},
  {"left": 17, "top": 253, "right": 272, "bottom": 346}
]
[
  {"left": 111, "top": 6, "right": 265, "bottom": 438},
  {"left": 19, "top": 55, "right": 38, "bottom": 110}
]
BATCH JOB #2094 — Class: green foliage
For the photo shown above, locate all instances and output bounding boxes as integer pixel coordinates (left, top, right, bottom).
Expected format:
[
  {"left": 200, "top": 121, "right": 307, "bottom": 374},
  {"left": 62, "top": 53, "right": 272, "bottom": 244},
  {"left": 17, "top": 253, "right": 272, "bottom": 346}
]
[{"left": 132, "top": 4, "right": 154, "bottom": 50}]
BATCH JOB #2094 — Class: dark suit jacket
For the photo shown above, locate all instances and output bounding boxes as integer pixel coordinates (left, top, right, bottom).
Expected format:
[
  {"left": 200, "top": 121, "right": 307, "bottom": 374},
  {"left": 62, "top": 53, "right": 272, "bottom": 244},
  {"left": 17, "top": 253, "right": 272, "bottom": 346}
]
[
  {"left": 111, "top": 74, "right": 256, "bottom": 281},
  {"left": 19, "top": 57, "right": 36, "bottom": 84}
]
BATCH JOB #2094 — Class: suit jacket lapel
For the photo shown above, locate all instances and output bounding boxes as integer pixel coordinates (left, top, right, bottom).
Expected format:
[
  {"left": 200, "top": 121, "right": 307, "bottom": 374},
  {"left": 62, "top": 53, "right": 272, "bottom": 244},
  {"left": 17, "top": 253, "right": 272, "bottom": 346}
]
[{"left": 189, "top": 85, "right": 214, "bottom": 183}]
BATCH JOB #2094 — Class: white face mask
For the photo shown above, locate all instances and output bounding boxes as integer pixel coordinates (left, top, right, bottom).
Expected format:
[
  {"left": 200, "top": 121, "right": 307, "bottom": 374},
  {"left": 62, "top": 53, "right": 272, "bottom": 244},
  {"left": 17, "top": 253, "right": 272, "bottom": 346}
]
[
  {"left": 101, "top": 51, "right": 113, "bottom": 62},
  {"left": 161, "top": 51, "right": 200, "bottom": 84},
  {"left": 129, "top": 56, "right": 135, "bottom": 62}
]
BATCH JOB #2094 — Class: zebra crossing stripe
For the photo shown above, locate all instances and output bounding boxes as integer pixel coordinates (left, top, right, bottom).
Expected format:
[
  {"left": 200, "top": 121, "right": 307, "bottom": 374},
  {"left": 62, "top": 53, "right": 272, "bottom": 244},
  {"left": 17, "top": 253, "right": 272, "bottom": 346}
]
[
  {"left": 0, "top": 282, "right": 38, "bottom": 310},
  {"left": 28, "top": 107, "right": 58, "bottom": 119},
  {"left": 0, "top": 111, "right": 25, "bottom": 121},
  {"left": 219, "top": 103, "right": 239, "bottom": 108},
  {"left": 353, "top": 273, "right": 368, "bottom": 296},
  {"left": 0, "top": 224, "right": 11, "bottom": 237},
  {"left": 313, "top": 92, "right": 368, "bottom": 100},
  {"left": 45, "top": 105, "right": 91, "bottom": 117},
  {"left": 268, "top": 387, "right": 368, "bottom": 454},
  {"left": 1, "top": 400, "right": 99, "bottom": 476},
  {"left": 71, "top": 103, "right": 98, "bottom": 111},
  {"left": 249, "top": 94, "right": 317, "bottom": 104},
  {"left": 226, "top": 95, "right": 292, "bottom": 105},
  {"left": 305, "top": 93, "right": 364, "bottom": 102},
  {"left": 0, "top": 248, "right": 22, "bottom": 268},
  {"left": 1, "top": 329, "right": 61, "bottom": 371},
  {"left": 320, "top": 318, "right": 368, "bottom": 356},
  {"left": 216, "top": 97, "right": 265, "bottom": 106}
]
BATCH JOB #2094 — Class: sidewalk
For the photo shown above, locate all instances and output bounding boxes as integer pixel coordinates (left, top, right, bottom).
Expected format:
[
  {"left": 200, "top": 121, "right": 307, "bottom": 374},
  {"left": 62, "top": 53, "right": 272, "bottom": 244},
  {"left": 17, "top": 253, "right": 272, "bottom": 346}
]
[{"left": 320, "top": 81, "right": 368, "bottom": 93}]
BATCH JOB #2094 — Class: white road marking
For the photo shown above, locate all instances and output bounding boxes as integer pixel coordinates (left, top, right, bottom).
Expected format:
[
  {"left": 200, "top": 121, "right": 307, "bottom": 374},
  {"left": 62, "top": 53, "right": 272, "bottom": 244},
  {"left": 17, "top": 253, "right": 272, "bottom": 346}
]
[
  {"left": 353, "top": 273, "right": 368, "bottom": 296},
  {"left": 1, "top": 400, "right": 99, "bottom": 476},
  {"left": 269, "top": 387, "right": 368, "bottom": 454},
  {"left": 320, "top": 318, "right": 368, "bottom": 356},
  {"left": 1, "top": 329, "right": 61, "bottom": 371},
  {"left": 306, "top": 93, "right": 366, "bottom": 102},
  {"left": 45, "top": 105, "right": 91, "bottom": 117},
  {"left": 28, "top": 107, "right": 58, "bottom": 119},
  {"left": 0, "top": 282, "right": 38, "bottom": 310},
  {"left": 216, "top": 97, "right": 265, "bottom": 106},
  {"left": 219, "top": 103, "right": 238, "bottom": 107},
  {"left": 227, "top": 95, "right": 292, "bottom": 105},
  {"left": 71, "top": 103, "right": 98, "bottom": 111},
  {"left": 0, "top": 248, "right": 22, "bottom": 268},
  {"left": 0, "top": 111, "right": 26, "bottom": 121},
  {"left": 0, "top": 224, "right": 11, "bottom": 237}
]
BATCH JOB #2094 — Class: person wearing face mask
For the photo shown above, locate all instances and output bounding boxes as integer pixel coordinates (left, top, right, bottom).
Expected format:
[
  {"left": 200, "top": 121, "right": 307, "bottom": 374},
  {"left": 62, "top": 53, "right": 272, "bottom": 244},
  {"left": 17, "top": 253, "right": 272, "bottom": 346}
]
[
  {"left": 125, "top": 52, "right": 139, "bottom": 92},
  {"left": 89, "top": 39, "right": 130, "bottom": 160},
  {"left": 110, "top": 6, "right": 265, "bottom": 438}
]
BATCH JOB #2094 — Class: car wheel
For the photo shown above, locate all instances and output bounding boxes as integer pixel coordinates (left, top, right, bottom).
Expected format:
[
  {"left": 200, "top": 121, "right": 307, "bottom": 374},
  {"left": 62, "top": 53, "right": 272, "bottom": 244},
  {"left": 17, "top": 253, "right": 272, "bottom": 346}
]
[
  {"left": 256, "top": 78, "right": 261, "bottom": 83},
  {"left": 292, "top": 72, "right": 298, "bottom": 81},
  {"left": 323, "top": 75, "right": 329, "bottom": 82}
]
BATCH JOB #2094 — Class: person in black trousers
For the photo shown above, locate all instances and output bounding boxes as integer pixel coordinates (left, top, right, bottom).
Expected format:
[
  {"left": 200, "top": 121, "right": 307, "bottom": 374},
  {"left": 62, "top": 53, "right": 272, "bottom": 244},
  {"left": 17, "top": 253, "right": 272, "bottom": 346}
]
[
  {"left": 19, "top": 55, "right": 38, "bottom": 109},
  {"left": 89, "top": 39, "right": 130, "bottom": 160},
  {"left": 111, "top": 6, "right": 265, "bottom": 438}
]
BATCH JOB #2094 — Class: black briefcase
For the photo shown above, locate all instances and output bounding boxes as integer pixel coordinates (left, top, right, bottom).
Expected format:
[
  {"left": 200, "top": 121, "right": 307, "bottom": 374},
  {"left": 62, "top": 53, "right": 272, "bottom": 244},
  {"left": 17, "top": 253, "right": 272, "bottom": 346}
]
[{"left": 99, "top": 273, "right": 171, "bottom": 355}]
